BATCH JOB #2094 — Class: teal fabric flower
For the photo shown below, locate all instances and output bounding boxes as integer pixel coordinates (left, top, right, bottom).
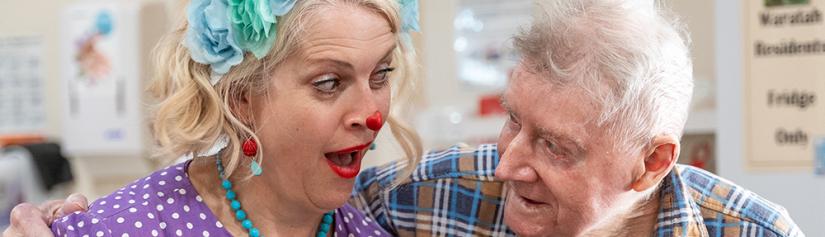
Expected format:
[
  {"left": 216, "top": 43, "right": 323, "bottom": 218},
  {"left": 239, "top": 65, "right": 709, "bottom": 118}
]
[
  {"left": 185, "top": 0, "right": 418, "bottom": 83},
  {"left": 398, "top": 0, "right": 420, "bottom": 32},
  {"left": 228, "top": 0, "right": 295, "bottom": 59},
  {"left": 269, "top": 0, "right": 297, "bottom": 15},
  {"left": 184, "top": 0, "right": 244, "bottom": 78}
]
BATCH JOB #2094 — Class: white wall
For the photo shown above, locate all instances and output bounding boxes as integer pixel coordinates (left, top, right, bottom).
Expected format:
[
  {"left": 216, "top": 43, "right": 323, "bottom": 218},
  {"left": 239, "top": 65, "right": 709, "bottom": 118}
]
[
  {"left": 716, "top": 1, "right": 825, "bottom": 236},
  {"left": 0, "top": 0, "right": 177, "bottom": 197},
  {"left": 0, "top": 0, "right": 179, "bottom": 138},
  {"left": 363, "top": 0, "right": 503, "bottom": 168}
]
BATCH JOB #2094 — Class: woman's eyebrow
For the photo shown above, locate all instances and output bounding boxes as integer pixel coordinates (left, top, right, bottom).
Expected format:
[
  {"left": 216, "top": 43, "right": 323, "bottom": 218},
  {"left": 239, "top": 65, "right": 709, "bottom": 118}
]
[
  {"left": 380, "top": 44, "right": 397, "bottom": 62},
  {"left": 305, "top": 58, "right": 354, "bottom": 70},
  {"left": 303, "top": 43, "right": 397, "bottom": 71}
]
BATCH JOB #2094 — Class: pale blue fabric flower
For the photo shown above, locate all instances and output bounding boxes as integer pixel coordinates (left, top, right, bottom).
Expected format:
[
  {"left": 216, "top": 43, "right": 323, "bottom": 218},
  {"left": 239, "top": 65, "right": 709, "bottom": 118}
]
[
  {"left": 184, "top": 0, "right": 244, "bottom": 79},
  {"left": 398, "top": 0, "right": 420, "bottom": 32},
  {"left": 185, "top": 0, "right": 416, "bottom": 85}
]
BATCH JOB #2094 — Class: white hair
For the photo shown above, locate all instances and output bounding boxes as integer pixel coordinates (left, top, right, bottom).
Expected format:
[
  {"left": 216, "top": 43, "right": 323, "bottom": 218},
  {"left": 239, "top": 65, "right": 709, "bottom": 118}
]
[{"left": 514, "top": 0, "right": 694, "bottom": 152}]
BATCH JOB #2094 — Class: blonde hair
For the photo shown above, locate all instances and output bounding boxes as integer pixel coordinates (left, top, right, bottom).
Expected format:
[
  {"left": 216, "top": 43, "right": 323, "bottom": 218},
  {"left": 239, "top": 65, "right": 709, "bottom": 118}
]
[{"left": 149, "top": 0, "right": 422, "bottom": 181}]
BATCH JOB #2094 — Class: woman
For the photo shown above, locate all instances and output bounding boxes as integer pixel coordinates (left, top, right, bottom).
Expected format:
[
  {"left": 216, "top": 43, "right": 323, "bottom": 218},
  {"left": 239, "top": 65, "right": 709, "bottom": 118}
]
[{"left": 49, "top": 0, "right": 422, "bottom": 236}]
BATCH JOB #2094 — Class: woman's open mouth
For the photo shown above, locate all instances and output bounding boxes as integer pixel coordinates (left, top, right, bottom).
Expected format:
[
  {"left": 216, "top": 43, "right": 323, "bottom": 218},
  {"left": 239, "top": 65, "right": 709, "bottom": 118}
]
[{"left": 324, "top": 142, "right": 370, "bottom": 179}]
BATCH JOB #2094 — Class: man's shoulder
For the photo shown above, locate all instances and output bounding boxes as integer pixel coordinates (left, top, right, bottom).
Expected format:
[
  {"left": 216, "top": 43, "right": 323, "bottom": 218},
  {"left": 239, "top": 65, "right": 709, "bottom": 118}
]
[
  {"left": 675, "top": 165, "right": 804, "bottom": 237},
  {"left": 355, "top": 143, "right": 500, "bottom": 191},
  {"left": 350, "top": 143, "right": 513, "bottom": 236}
]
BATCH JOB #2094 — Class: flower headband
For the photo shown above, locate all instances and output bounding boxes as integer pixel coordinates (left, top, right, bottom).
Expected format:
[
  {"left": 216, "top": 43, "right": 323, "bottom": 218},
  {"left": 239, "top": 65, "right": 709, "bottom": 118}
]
[{"left": 184, "top": 0, "right": 420, "bottom": 85}]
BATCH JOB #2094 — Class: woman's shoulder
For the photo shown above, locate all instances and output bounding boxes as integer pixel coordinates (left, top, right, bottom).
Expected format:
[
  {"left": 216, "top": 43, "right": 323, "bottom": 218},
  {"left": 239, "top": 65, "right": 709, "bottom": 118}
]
[
  {"left": 51, "top": 161, "right": 230, "bottom": 237},
  {"left": 334, "top": 203, "right": 391, "bottom": 237}
]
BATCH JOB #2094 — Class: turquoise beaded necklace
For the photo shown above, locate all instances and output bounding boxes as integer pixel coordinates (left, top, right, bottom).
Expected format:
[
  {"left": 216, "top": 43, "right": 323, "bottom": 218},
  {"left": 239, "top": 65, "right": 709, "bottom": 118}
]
[{"left": 216, "top": 157, "right": 334, "bottom": 237}]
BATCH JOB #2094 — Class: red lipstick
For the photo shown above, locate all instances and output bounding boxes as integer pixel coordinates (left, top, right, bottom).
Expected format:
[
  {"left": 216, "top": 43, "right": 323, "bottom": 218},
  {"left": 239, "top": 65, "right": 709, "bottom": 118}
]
[{"left": 324, "top": 142, "right": 371, "bottom": 179}]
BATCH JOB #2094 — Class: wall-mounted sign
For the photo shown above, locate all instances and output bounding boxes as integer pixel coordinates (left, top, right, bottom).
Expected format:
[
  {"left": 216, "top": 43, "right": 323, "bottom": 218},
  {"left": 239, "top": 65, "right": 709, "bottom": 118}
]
[
  {"left": 0, "top": 36, "right": 45, "bottom": 135},
  {"left": 744, "top": 0, "right": 824, "bottom": 170}
]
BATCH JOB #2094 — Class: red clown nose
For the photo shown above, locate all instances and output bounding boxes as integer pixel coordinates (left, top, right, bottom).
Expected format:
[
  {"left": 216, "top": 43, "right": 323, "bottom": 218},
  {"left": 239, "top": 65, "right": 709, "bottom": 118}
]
[{"left": 366, "top": 111, "right": 383, "bottom": 131}]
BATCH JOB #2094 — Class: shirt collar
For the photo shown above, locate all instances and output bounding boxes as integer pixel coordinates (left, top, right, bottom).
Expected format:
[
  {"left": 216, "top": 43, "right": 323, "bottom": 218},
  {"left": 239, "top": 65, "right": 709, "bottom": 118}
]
[{"left": 653, "top": 166, "right": 709, "bottom": 237}]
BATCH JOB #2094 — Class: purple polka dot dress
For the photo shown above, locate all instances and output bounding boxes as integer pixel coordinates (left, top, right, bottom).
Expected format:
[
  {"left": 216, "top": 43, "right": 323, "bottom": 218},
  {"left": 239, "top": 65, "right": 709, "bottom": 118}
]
[{"left": 51, "top": 160, "right": 391, "bottom": 237}]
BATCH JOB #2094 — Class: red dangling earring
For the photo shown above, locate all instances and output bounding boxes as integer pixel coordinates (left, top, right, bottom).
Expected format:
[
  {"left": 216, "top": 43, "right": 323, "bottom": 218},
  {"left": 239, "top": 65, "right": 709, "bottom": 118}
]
[
  {"left": 242, "top": 138, "right": 257, "bottom": 156},
  {"left": 242, "top": 138, "right": 263, "bottom": 176}
]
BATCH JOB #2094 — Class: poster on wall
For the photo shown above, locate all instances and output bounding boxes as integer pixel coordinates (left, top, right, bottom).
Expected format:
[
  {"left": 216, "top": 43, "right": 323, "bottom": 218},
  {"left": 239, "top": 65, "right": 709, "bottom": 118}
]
[
  {"left": 60, "top": 2, "right": 144, "bottom": 155},
  {"left": 743, "top": 0, "right": 824, "bottom": 171}
]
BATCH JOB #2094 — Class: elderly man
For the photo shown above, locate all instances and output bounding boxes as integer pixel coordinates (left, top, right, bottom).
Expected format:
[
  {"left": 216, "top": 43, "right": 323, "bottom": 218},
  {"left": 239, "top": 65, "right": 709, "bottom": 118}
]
[
  {"left": 351, "top": 0, "right": 802, "bottom": 236},
  {"left": 5, "top": 0, "right": 803, "bottom": 236}
]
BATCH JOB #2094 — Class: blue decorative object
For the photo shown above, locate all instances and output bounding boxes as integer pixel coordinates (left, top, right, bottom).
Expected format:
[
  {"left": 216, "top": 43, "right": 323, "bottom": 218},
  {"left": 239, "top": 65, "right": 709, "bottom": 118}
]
[
  {"left": 249, "top": 227, "right": 260, "bottom": 237},
  {"left": 250, "top": 160, "right": 263, "bottom": 176},
  {"left": 242, "top": 219, "right": 253, "bottom": 229},
  {"left": 185, "top": 0, "right": 417, "bottom": 84},
  {"left": 269, "top": 0, "right": 297, "bottom": 16},
  {"left": 228, "top": 0, "right": 276, "bottom": 59},
  {"left": 216, "top": 156, "right": 334, "bottom": 236},
  {"left": 95, "top": 11, "right": 113, "bottom": 36},
  {"left": 398, "top": 0, "right": 420, "bottom": 32},
  {"left": 184, "top": 0, "right": 245, "bottom": 79},
  {"left": 815, "top": 137, "right": 825, "bottom": 175}
]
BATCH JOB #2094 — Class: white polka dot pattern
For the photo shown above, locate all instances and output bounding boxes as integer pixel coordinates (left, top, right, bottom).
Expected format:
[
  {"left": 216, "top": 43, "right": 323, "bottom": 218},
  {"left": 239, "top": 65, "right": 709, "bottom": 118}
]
[
  {"left": 50, "top": 162, "right": 231, "bottom": 237},
  {"left": 49, "top": 160, "right": 391, "bottom": 237}
]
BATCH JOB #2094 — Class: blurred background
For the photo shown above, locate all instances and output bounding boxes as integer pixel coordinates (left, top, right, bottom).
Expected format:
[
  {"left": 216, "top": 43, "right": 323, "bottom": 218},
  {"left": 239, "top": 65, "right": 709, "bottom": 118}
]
[{"left": 0, "top": 0, "right": 822, "bottom": 235}]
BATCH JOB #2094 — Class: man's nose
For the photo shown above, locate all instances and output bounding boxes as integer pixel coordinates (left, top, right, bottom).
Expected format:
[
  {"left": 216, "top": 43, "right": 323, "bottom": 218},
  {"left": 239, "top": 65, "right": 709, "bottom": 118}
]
[{"left": 495, "top": 134, "right": 539, "bottom": 182}]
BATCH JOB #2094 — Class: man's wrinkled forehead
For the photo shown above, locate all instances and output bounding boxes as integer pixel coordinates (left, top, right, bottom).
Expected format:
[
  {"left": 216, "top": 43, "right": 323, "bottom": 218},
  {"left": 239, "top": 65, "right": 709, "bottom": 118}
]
[{"left": 502, "top": 70, "right": 599, "bottom": 153}]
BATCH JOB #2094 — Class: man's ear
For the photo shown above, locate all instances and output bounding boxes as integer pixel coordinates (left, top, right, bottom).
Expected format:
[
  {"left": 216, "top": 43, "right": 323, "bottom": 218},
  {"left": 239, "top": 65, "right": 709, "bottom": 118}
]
[{"left": 631, "top": 135, "right": 680, "bottom": 192}]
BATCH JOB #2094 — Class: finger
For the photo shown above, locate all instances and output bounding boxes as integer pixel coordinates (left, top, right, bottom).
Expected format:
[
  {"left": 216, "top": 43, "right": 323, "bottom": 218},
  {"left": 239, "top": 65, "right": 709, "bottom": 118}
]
[
  {"left": 38, "top": 200, "right": 65, "bottom": 223},
  {"left": 8, "top": 203, "right": 55, "bottom": 237},
  {"left": 59, "top": 193, "right": 89, "bottom": 216},
  {"left": 2, "top": 227, "right": 18, "bottom": 237},
  {"left": 2, "top": 226, "right": 24, "bottom": 237}
]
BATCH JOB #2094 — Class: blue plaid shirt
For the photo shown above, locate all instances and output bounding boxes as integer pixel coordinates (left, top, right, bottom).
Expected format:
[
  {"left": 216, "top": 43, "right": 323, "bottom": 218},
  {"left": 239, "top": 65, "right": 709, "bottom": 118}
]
[{"left": 349, "top": 144, "right": 804, "bottom": 237}]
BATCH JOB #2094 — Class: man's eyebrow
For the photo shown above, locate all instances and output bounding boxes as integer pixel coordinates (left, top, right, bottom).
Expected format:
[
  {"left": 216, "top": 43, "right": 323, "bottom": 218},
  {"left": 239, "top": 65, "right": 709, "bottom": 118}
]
[{"left": 500, "top": 97, "right": 512, "bottom": 113}]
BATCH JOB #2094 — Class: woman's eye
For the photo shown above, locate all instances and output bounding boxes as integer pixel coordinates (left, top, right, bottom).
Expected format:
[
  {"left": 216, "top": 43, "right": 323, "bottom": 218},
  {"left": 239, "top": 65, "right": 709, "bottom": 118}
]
[
  {"left": 312, "top": 74, "right": 340, "bottom": 93},
  {"left": 370, "top": 66, "right": 395, "bottom": 88}
]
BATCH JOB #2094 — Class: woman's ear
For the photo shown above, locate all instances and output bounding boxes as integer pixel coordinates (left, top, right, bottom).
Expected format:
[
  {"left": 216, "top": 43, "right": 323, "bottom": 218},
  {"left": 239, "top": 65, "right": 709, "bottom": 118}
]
[
  {"left": 630, "top": 135, "right": 681, "bottom": 192},
  {"left": 229, "top": 89, "right": 255, "bottom": 126}
]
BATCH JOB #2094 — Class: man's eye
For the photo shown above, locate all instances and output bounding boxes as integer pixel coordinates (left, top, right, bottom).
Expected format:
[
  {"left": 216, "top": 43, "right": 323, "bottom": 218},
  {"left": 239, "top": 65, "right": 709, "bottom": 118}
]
[
  {"left": 312, "top": 75, "right": 340, "bottom": 93},
  {"left": 543, "top": 140, "right": 572, "bottom": 163},
  {"left": 545, "top": 140, "right": 558, "bottom": 153},
  {"left": 508, "top": 113, "right": 520, "bottom": 127}
]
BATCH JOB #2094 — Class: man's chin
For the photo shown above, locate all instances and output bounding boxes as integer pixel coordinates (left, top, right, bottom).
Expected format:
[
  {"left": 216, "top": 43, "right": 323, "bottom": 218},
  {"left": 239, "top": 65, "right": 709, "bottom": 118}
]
[
  {"left": 503, "top": 192, "right": 556, "bottom": 237},
  {"left": 504, "top": 210, "right": 552, "bottom": 237}
]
